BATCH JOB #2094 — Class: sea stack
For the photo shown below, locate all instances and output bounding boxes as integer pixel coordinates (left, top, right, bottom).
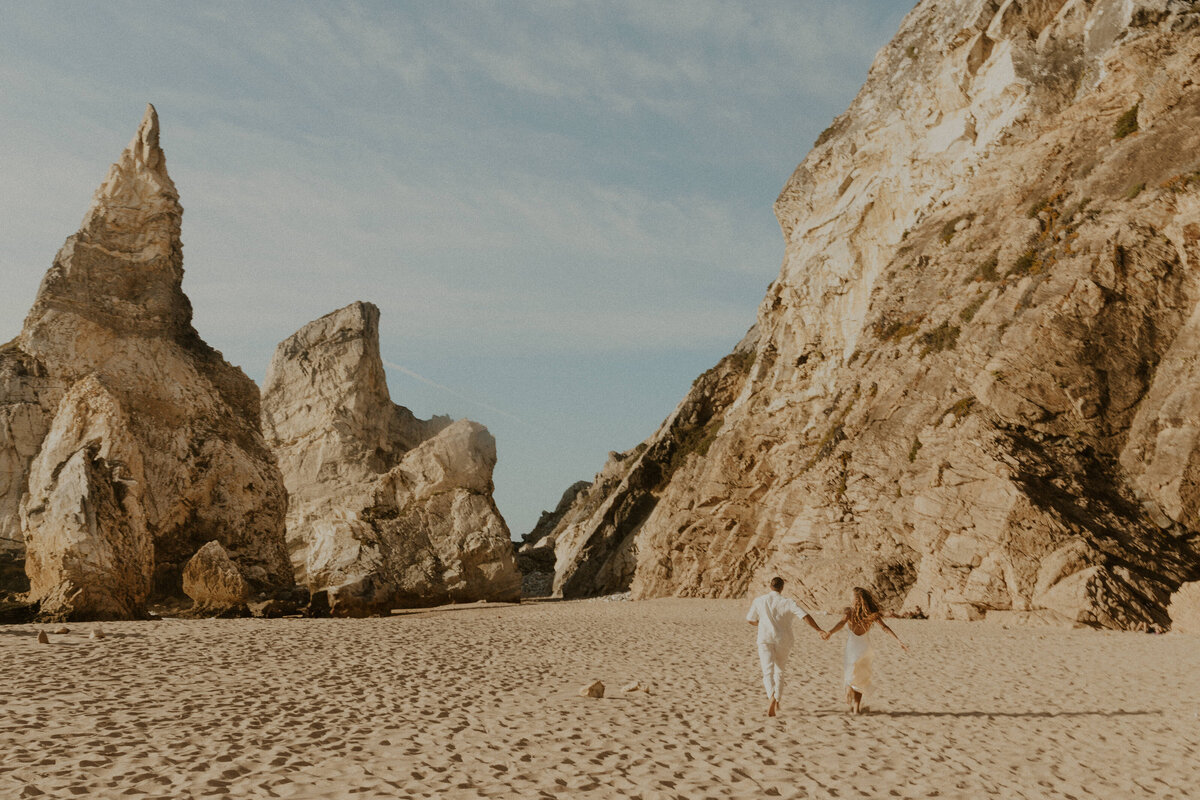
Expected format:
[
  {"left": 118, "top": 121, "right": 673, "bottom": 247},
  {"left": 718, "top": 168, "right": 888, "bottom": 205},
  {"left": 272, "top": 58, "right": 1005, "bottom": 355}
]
[
  {"left": 261, "top": 302, "right": 522, "bottom": 615},
  {"left": 545, "top": 1, "right": 1200, "bottom": 629},
  {"left": 0, "top": 105, "right": 293, "bottom": 619}
]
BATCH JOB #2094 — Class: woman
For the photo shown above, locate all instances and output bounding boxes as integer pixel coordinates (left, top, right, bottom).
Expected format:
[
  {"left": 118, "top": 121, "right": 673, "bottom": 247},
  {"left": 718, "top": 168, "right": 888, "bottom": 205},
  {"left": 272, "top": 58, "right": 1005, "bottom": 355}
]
[{"left": 823, "top": 587, "right": 908, "bottom": 714}]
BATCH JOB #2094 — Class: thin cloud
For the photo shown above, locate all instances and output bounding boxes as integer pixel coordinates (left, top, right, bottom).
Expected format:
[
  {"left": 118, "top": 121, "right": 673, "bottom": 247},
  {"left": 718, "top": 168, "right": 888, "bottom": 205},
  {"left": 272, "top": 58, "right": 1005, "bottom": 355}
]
[{"left": 382, "top": 360, "right": 529, "bottom": 427}]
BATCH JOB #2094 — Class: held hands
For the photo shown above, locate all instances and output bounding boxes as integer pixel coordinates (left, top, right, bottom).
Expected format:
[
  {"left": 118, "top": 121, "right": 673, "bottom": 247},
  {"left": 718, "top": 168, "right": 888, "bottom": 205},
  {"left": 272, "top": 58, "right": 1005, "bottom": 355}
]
[{"left": 819, "top": 631, "right": 831, "bottom": 641}]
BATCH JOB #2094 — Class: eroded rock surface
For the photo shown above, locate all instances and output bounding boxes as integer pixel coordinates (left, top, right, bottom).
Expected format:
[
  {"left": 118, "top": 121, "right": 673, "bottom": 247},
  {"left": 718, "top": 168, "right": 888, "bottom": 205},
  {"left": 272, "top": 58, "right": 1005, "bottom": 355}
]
[
  {"left": 182, "top": 541, "right": 251, "bottom": 616},
  {"left": 262, "top": 302, "right": 521, "bottom": 615},
  {"left": 1168, "top": 581, "right": 1200, "bottom": 634},
  {"left": 546, "top": 0, "right": 1200, "bottom": 628},
  {"left": 0, "top": 105, "right": 293, "bottom": 619}
]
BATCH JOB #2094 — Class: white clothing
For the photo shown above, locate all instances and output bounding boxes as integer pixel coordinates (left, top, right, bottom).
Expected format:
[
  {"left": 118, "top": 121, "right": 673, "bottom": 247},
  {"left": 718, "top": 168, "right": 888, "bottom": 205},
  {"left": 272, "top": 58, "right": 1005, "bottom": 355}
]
[
  {"left": 758, "top": 642, "right": 788, "bottom": 701},
  {"left": 844, "top": 629, "right": 874, "bottom": 696},
  {"left": 746, "top": 591, "right": 812, "bottom": 647},
  {"left": 747, "top": 591, "right": 812, "bottom": 700}
]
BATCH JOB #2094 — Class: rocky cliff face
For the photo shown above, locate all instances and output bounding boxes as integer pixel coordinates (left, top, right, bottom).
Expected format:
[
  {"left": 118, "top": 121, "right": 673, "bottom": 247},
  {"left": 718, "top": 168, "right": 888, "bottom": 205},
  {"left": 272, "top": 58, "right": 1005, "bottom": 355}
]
[
  {"left": 0, "top": 105, "right": 293, "bottom": 619},
  {"left": 261, "top": 302, "right": 522, "bottom": 615},
  {"left": 547, "top": 0, "right": 1200, "bottom": 629}
]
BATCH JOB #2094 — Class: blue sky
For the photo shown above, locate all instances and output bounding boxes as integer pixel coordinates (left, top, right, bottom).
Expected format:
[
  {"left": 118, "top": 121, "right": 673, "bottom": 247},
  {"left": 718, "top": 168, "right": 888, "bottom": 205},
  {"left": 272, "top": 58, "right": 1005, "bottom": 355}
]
[{"left": 0, "top": 1, "right": 910, "bottom": 537}]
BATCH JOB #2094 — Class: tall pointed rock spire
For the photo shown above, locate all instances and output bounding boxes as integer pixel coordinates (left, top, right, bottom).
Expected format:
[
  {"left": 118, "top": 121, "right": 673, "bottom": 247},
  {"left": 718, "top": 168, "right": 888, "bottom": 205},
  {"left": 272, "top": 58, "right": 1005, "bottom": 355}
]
[
  {"left": 24, "top": 103, "right": 189, "bottom": 344},
  {"left": 78, "top": 102, "right": 181, "bottom": 260},
  {"left": 1, "top": 104, "right": 294, "bottom": 620}
]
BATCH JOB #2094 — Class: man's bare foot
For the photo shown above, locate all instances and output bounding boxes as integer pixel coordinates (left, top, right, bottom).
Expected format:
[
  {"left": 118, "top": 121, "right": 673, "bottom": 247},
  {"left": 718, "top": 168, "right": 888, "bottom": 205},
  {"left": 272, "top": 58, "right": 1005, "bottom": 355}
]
[{"left": 767, "top": 698, "right": 778, "bottom": 717}]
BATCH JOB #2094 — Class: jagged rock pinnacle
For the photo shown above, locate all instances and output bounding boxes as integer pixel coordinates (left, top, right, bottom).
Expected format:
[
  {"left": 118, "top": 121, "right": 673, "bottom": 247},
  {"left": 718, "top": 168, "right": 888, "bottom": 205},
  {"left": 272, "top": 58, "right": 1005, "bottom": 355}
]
[
  {"left": 76, "top": 102, "right": 181, "bottom": 260},
  {"left": 20, "top": 104, "right": 189, "bottom": 343},
  {"left": 132, "top": 103, "right": 165, "bottom": 173}
]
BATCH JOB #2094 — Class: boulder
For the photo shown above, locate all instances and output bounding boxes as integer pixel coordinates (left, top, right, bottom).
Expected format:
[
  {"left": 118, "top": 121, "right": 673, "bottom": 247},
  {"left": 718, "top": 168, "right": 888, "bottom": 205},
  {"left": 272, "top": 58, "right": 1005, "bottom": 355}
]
[
  {"left": 545, "top": 1, "right": 1200, "bottom": 627},
  {"left": 182, "top": 541, "right": 251, "bottom": 616},
  {"left": 22, "top": 377, "right": 152, "bottom": 620},
  {"left": 0, "top": 105, "right": 294, "bottom": 618},
  {"left": 262, "top": 302, "right": 522, "bottom": 615},
  {"left": 1168, "top": 582, "right": 1200, "bottom": 634}
]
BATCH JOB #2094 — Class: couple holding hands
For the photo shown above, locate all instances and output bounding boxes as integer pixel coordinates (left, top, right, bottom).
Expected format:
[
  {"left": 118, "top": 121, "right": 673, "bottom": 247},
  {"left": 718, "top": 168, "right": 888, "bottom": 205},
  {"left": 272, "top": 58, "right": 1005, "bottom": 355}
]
[{"left": 747, "top": 578, "right": 908, "bottom": 716}]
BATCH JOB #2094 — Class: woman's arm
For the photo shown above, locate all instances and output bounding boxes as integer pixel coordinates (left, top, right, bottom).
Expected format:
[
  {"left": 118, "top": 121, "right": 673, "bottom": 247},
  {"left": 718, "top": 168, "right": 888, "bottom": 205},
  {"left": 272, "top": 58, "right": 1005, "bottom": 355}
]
[
  {"left": 824, "top": 613, "right": 849, "bottom": 640},
  {"left": 876, "top": 617, "right": 909, "bottom": 651}
]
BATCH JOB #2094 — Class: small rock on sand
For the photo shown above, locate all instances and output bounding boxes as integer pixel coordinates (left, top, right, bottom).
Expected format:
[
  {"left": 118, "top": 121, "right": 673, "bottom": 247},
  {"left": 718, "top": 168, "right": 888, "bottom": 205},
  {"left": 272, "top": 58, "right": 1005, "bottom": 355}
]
[
  {"left": 90, "top": 628, "right": 106, "bottom": 640},
  {"left": 622, "top": 681, "right": 647, "bottom": 693},
  {"left": 54, "top": 626, "right": 70, "bottom": 634},
  {"left": 36, "top": 630, "right": 49, "bottom": 644},
  {"left": 579, "top": 680, "right": 605, "bottom": 698}
]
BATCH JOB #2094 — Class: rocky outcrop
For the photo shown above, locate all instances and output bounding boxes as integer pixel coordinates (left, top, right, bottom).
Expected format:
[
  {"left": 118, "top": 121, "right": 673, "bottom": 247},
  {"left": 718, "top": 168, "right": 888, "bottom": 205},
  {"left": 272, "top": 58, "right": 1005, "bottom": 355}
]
[
  {"left": 182, "top": 541, "right": 251, "bottom": 616},
  {"left": 521, "top": 481, "right": 590, "bottom": 552},
  {"left": 0, "top": 105, "right": 293, "bottom": 619},
  {"left": 262, "top": 302, "right": 522, "bottom": 615},
  {"left": 22, "top": 376, "right": 153, "bottom": 620},
  {"left": 546, "top": 0, "right": 1200, "bottom": 629},
  {"left": 516, "top": 481, "right": 589, "bottom": 597}
]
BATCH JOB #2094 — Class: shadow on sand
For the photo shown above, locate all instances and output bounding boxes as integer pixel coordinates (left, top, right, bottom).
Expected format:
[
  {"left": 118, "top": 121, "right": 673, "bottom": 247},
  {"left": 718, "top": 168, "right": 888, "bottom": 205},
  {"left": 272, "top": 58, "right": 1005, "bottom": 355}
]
[{"left": 813, "top": 709, "right": 1161, "bottom": 719}]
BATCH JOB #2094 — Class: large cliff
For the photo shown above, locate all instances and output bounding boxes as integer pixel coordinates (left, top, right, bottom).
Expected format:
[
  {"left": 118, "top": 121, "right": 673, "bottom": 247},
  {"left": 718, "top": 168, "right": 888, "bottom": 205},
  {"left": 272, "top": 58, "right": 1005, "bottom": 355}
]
[
  {"left": 261, "top": 302, "right": 522, "bottom": 615},
  {"left": 547, "top": 0, "right": 1200, "bottom": 629},
  {"left": 0, "top": 105, "right": 293, "bottom": 619}
]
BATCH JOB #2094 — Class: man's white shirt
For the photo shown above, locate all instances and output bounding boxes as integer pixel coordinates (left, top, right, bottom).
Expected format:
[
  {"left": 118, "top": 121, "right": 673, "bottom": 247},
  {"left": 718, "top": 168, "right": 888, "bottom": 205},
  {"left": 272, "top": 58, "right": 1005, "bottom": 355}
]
[{"left": 746, "top": 590, "right": 812, "bottom": 647}]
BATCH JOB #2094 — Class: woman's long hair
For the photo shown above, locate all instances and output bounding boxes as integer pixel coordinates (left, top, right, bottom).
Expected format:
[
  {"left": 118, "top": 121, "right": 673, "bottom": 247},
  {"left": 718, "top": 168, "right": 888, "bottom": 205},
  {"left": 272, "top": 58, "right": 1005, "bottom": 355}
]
[{"left": 847, "top": 586, "right": 881, "bottom": 630}]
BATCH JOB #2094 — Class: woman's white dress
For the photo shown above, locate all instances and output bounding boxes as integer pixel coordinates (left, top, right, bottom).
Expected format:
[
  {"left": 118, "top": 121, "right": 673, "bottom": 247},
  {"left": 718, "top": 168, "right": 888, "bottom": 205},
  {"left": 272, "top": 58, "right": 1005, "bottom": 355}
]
[{"left": 843, "top": 628, "right": 874, "bottom": 696}]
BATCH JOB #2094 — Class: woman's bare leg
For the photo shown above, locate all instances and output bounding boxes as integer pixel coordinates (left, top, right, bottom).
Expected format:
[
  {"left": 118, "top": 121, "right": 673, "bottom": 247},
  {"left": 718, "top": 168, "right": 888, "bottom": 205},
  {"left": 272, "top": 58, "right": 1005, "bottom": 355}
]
[{"left": 851, "top": 690, "right": 863, "bottom": 714}]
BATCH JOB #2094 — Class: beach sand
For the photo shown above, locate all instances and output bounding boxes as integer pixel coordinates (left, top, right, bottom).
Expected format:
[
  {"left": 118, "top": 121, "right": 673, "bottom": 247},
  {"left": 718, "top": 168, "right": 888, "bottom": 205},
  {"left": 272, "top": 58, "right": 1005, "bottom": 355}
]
[{"left": 2, "top": 598, "right": 1197, "bottom": 799}]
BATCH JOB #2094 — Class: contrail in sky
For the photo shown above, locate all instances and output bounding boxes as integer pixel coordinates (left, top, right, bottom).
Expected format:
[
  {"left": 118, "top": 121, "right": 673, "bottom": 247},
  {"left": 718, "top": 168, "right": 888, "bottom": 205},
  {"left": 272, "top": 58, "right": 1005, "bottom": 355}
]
[{"left": 382, "top": 360, "right": 528, "bottom": 427}]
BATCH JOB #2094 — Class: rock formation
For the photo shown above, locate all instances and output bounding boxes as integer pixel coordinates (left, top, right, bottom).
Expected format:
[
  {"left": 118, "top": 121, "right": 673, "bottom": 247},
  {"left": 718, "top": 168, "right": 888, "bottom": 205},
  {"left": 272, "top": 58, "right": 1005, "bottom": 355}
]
[
  {"left": 521, "top": 481, "right": 590, "bottom": 553},
  {"left": 261, "top": 302, "right": 522, "bottom": 615},
  {"left": 1168, "top": 582, "right": 1200, "bottom": 633},
  {"left": 545, "top": 0, "right": 1200, "bottom": 629},
  {"left": 516, "top": 480, "right": 589, "bottom": 597},
  {"left": 182, "top": 541, "right": 252, "bottom": 616},
  {"left": 0, "top": 105, "right": 293, "bottom": 619}
]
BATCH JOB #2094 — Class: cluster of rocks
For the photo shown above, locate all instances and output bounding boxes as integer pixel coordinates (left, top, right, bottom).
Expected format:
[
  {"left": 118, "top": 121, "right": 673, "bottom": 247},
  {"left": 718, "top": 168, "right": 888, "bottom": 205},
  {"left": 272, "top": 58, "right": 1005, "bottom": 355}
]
[
  {"left": 261, "top": 301, "right": 520, "bottom": 616},
  {"left": 540, "top": 0, "right": 1200, "bottom": 631},
  {"left": 0, "top": 106, "right": 292, "bottom": 621},
  {"left": 0, "top": 105, "right": 521, "bottom": 620}
]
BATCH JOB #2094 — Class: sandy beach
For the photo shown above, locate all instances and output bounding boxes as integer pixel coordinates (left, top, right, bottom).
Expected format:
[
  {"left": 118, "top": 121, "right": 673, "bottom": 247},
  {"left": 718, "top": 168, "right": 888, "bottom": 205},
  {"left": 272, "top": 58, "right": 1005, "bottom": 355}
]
[{"left": 2, "top": 598, "right": 1197, "bottom": 799}]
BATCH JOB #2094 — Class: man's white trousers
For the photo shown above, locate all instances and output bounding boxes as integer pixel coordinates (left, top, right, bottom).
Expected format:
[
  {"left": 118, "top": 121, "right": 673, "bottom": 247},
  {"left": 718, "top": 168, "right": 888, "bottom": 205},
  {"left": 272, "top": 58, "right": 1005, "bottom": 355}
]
[{"left": 757, "top": 641, "right": 791, "bottom": 701}]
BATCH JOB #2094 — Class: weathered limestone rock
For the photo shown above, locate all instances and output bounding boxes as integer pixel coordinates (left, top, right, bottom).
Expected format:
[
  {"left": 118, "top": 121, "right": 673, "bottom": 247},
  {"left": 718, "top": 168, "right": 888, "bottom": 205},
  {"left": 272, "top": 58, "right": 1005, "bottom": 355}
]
[
  {"left": 0, "top": 104, "right": 293, "bottom": 618},
  {"left": 262, "top": 302, "right": 522, "bottom": 615},
  {"left": 1168, "top": 582, "right": 1200, "bottom": 634},
  {"left": 547, "top": 0, "right": 1200, "bottom": 628},
  {"left": 22, "top": 376, "right": 152, "bottom": 620},
  {"left": 182, "top": 541, "right": 252, "bottom": 616},
  {"left": 517, "top": 480, "right": 589, "bottom": 597},
  {"left": 521, "top": 481, "right": 590, "bottom": 552}
]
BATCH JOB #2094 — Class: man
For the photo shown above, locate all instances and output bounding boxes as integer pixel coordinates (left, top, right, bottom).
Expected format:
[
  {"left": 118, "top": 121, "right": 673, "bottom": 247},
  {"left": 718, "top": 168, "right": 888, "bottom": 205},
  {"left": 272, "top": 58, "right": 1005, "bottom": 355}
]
[{"left": 747, "top": 576, "right": 825, "bottom": 717}]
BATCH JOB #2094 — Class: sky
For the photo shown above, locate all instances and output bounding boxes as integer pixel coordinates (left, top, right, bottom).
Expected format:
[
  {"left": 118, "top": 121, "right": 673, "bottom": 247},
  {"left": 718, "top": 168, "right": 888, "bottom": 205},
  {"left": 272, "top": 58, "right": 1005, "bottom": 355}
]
[{"left": 0, "top": 1, "right": 911, "bottom": 538}]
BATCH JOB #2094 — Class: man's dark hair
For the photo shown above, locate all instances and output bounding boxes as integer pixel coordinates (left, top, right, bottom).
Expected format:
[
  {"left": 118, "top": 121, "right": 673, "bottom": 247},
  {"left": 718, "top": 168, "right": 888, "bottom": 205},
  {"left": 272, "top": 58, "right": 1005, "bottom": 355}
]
[{"left": 770, "top": 577, "right": 785, "bottom": 591}]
